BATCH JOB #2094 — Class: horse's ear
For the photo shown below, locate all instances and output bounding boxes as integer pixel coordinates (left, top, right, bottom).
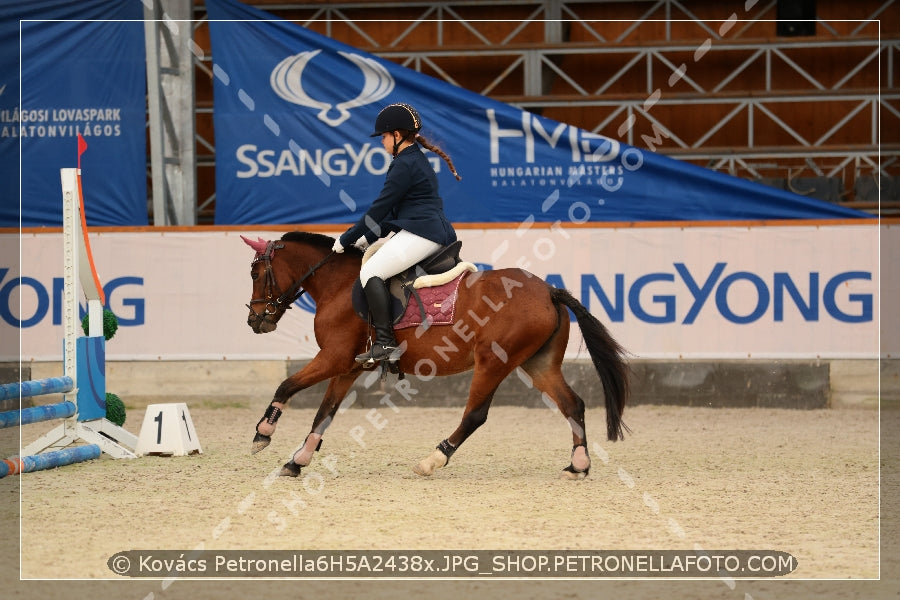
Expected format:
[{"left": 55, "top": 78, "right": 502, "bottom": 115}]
[{"left": 240, "top": 235, "right": 268, "bottom": 254}]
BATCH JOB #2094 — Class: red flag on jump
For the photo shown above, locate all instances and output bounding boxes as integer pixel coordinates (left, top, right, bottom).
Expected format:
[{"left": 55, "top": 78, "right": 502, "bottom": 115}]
[{"left": 77, "top": 133, "right": 88, "bottom": 169}]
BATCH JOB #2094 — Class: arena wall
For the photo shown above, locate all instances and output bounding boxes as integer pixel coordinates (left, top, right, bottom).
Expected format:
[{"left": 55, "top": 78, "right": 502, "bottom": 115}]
[
  {"left": 2, "top": 223, "right": 892, "bottom": 412},
  {"left": 2, "top": 357, "right": 891, "bottom": 414}
]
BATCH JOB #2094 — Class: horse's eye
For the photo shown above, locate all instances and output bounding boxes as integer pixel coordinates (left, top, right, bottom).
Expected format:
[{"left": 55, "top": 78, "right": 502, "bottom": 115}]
[{"left": 251, "top": 271, "right": 258, "bottom": 281}]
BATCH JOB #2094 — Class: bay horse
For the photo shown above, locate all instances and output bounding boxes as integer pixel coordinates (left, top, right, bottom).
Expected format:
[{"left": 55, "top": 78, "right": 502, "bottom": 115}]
[{"left": 243, "top": 231, "right": 629, "bottom": 479}]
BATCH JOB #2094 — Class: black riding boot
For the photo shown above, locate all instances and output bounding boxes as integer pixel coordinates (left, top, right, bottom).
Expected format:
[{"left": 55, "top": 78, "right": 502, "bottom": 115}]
[{"left": 356, "top": 276, "right": 400, "bottom": 363}]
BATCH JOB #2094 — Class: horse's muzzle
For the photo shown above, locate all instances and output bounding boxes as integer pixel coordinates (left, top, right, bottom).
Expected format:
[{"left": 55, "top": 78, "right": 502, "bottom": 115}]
[
  {"left": 247, "top": 304, "right": 279, "bottom": 334},
  {"left": 248, "top": 317, "right": 278, "bottom": 334}
]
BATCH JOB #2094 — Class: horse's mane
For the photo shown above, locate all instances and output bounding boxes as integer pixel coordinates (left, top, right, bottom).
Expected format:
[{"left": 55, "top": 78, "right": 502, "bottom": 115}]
[
  {"left": 281, "top": 231, "right": 335, "bottom": 250},
  {"left": 281, "top": 230, "right": 363, "bottom": 255}
]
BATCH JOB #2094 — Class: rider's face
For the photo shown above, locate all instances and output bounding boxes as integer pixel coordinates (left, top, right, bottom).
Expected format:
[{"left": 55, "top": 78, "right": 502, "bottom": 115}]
[{"left": 381, "top": 131, "right": 398, "bottom": 153}]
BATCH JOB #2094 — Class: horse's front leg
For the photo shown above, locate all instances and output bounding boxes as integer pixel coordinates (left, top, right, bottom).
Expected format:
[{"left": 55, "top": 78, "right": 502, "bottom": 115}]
[
  {"left": 279, "top": 371, "right": 361, "bottom": 477},
  {"left": 251, "top": 353, "right": 358, "bottom": 454},
  {"left": 252, "top": 400, "right": 287, "bottom": 454}
]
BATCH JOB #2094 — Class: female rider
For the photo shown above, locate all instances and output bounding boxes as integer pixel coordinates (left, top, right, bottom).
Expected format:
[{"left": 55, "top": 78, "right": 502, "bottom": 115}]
[{"left": 332, "top": 103, "right": 461, "bottom": 364}]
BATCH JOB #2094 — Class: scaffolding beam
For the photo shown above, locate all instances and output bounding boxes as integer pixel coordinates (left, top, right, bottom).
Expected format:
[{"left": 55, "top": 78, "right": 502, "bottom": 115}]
[{"left": 145, "top": 0, "right": 197, "bottom": 226}]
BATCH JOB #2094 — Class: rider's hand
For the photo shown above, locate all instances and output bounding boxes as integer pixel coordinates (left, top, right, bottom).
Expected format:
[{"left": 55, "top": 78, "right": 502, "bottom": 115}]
[
  {"left": 332, "top": 239, "right": 344, "bottom": 253},
  {"left": 353, "top": 236, "right": 369, "bottom": 251}
]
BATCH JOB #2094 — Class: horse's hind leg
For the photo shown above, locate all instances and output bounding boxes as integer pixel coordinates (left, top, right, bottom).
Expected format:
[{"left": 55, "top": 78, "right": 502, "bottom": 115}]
[
  {"left": 413, "top": 362, "right": 509, "bottom": 477},
  {"left": 527, "top": 367, "right": 591, "bottom": 480},
  {"left": 520, "top": 323, "right": 591, "bottom": 479},
  {"left": 412, "top": 388, "right": 498, "bottom": 477}
]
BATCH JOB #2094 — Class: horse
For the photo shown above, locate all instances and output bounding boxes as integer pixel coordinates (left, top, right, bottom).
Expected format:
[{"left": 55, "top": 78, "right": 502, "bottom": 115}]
[{"left": 242, "top": 230, "right": 630, "bottom": 479}]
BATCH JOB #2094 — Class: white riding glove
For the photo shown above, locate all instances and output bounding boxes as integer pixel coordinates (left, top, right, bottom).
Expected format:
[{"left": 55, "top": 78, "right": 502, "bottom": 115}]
[
  {"left": 353, "top": 236, "right": 370, "bottom": 251},
  {"left": 332, "top": 239, "right": 344, "bottom": 253}
]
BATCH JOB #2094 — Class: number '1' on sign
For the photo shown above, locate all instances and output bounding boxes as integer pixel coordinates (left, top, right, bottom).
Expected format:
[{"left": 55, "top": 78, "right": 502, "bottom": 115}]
[{"left": 135, "top": 403, "right": 202, "bottom": 456}]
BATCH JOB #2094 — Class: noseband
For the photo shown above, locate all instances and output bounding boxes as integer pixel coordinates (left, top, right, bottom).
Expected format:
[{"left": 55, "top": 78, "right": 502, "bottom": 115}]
[{"left": 246, "top": 241, "right": 334, "bottom": 326}]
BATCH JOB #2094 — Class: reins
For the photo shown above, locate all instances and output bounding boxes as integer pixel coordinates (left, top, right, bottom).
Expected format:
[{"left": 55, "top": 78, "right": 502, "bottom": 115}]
[{"left": 275, "top": 250, "right": 336, "bottom": 307}]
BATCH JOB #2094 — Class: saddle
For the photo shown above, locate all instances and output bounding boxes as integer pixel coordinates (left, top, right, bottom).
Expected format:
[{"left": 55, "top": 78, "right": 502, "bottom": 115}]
[{"left": 351, "top": 240, "right": 477, "bottom": 328}]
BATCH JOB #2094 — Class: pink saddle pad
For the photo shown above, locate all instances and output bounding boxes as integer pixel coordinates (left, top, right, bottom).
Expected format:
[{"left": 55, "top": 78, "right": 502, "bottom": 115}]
[{"left": 394, "top": 272, "right": 468, "bottom": 330}]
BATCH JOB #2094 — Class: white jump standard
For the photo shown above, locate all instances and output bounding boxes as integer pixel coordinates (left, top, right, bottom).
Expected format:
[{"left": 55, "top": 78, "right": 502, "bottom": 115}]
[{"left": 0, "top": 166, "right": 137, "bottom": 478}]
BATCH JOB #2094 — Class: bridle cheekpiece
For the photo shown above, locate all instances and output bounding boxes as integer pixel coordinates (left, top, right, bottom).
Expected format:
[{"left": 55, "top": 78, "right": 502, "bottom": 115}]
[{"left": 244, "top": 236, "right": 334, "bottom": 328}]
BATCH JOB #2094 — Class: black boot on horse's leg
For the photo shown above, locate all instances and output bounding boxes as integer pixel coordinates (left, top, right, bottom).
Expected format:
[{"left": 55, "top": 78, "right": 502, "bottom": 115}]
[
  {"left": 355, "top": 277, "right": 400, "bottom": 364},
  {"left": 251, "top": 403, "right": 282, "bottom": 454}
]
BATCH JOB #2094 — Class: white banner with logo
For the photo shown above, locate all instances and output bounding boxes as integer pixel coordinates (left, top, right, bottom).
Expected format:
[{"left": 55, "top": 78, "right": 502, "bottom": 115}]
[{"left": 1, "top": 224, "right": 885, "bottom": 362}]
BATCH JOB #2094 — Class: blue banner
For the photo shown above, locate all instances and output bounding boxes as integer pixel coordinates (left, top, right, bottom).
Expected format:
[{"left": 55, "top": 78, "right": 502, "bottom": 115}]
[
  {"left": 0, "top": 1, "right": 147, "bottom": 227},
  {"left": 207, "top": 0, "right": 868, "bottom": 225}
]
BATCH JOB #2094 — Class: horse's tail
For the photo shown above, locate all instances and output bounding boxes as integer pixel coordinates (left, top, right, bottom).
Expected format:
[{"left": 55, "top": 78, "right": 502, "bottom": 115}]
[{"left": 550, "top": 287, "right": 631, "bottom": 441}]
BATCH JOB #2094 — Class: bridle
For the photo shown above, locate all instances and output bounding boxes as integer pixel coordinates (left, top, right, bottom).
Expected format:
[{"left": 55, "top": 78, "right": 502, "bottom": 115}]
[{"left": 246, "top": 241, "right": 334, "bottom": 326}]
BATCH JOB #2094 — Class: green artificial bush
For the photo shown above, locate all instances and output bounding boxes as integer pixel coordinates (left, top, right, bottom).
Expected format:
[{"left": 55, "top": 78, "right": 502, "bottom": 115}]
[{"left": 81, "top": 309, "right": 118, "bottom": 341}]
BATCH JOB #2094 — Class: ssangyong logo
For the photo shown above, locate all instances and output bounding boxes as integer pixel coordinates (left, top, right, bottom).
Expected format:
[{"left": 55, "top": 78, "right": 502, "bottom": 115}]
[{"left": 270, "top": 50, "right": 394, "bottom": 127}]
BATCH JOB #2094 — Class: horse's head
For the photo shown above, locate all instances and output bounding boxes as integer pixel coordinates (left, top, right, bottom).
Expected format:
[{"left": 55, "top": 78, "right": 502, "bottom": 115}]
[
  {"left": 242, "top": 235, "right": 292, "bottom": 334},
  {"left": 243, "top": 231, "right": 341, "bottom": 334}
]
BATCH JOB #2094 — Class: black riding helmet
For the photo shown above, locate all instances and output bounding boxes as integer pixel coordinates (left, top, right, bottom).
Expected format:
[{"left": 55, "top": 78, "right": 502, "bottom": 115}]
[{"left": 370, "top": 103, "right": 422, "bottom": 137}]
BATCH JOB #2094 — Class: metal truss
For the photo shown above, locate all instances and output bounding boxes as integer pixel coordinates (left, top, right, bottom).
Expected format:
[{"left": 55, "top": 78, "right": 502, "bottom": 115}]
[
  {"left": 145, "top": 0, "right": 200, "bottom": 225},
  {"left": 368, "top": 31, "right": 896, "bottom": 207},
  {"left": 183, "top": 0, "right": 898, "bottom": 221}
]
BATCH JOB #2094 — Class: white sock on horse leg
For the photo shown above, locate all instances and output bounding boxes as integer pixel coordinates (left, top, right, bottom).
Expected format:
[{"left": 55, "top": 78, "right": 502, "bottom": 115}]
[
  {"left": 571, "top": 445, "right": 590, "bottom": 472},
  {"left": 293, "top": 432, "right": 322, "bottom": 466},
  {"left": 413, "top": 448, "right": 448, "bottom": 476}
]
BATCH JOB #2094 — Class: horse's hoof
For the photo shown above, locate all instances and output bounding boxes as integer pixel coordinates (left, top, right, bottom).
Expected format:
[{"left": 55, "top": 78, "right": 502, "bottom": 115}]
[
  {"left": 412, "top": 463, "right": 432, "bottom": 477},
  {"left": 561, "top": 464, "right": 589, "bottom": 480},
  {"left": 412, "top": 449, "right": 448, "bottom": 477},
  {"left": 279, "top": 461, "right": 302, "bottom": 477},
  {"left": 250, "top": 432, "right": 271, "bottom": 454}
]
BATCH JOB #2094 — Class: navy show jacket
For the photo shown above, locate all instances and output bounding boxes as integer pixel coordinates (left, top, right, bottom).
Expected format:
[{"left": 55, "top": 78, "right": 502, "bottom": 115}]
[{"left": 339, "top": 142, "right": 457, "bottom": 248}]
